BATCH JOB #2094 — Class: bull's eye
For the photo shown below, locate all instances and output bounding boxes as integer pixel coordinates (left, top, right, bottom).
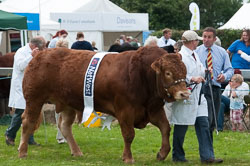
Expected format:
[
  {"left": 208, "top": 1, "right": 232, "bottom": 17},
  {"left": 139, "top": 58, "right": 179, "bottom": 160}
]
[{"left": 165, "top": 71, "right": 172, "bottom": 77}]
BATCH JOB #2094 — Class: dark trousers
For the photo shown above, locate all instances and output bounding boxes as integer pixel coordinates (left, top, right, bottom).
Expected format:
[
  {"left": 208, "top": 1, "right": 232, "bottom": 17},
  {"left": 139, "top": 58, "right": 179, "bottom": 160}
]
[
  {"left": 172, "top": 117, "right": 214, "bottom": 161},
  {"left": 217, "top": 96, "right": 230, "bottom": 130},
  {"left": 5, "top": 108, "right": 34, "bottom": 143},
  {"left": 203, "top": 85, "right": 221, "bottom": 141}
]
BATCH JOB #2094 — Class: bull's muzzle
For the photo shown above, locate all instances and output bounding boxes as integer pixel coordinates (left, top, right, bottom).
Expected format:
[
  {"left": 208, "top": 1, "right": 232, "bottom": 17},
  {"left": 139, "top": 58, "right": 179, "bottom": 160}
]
[{"left": 175, "top": 90, "right": 190, "bottom": 100}]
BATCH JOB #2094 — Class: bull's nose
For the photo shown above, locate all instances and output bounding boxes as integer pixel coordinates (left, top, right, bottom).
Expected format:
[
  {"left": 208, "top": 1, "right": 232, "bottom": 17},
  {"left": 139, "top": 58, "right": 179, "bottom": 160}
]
[{"left": 180, "top": 91, "right": 191, "bottom": 99}]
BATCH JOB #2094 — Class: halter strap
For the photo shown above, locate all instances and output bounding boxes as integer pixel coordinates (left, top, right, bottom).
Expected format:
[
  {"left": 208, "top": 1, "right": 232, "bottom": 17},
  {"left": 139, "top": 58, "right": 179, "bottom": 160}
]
[{"left": 156, "top": 73, "right": 186, "bottom": 98}]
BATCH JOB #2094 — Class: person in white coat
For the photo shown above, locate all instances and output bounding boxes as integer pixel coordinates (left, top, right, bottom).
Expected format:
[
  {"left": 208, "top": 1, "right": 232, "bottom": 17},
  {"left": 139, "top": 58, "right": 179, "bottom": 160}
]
[
  {"left": 157, "top": 28, "right": 176, "bottom": 47},
  {"left": 5, "top": 36, "right": 46, "bottom": 146},
  {"left": 167, "top": 30, "right": 223, "bottom": 164}
]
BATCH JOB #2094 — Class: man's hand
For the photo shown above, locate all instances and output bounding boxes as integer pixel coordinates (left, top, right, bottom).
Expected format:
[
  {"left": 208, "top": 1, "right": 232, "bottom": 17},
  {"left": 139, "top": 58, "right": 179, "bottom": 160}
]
[
  {"left": 31, "top": 47, "right": 39, "bottom": 57},
  {"left": 191, "top": 76, "right": 205, "bottom": 84},
  {"left": 216, "top": 74, "right": 225, "bottom": 83}
]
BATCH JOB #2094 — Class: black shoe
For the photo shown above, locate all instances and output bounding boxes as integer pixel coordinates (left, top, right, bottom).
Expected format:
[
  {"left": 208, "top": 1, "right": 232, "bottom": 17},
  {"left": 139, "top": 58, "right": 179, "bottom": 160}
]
[
  {"left": 29, "top": 141, "right": 40, "bottom": 146},
  {"left": 202, "top": 158, "right": 223, "bottom": 164},
  {"left": 173, "top": 158, "right": 188, "bottom": 162},
  {"left": 5, "top": 135, "right": 15, "bottom": 146}
]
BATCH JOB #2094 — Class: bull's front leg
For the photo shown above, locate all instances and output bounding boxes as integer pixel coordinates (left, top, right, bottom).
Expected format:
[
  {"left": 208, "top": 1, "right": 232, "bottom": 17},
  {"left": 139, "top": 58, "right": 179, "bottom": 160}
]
[{"left": 149, "top": 107, "right": 171, "bottom": 161}]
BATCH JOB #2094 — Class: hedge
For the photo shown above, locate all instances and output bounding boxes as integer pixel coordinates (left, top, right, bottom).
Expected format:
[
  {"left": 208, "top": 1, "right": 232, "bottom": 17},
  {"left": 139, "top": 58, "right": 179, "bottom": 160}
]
[{"left": 152, "top": 29, "right": 242, "bottom": 49}]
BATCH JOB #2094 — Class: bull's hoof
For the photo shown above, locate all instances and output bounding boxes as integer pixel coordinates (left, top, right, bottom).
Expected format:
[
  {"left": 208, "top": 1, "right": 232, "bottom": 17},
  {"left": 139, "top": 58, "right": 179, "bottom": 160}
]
[
  {"left": 71, "top": 152, "right": 83, "bottom": 157},
  {"left": 19, "top": 153, "right": 27, "bottom": 158},
  {"left": 156, "top": 152, "right": 165, "bottom": 161},
  {"left": 123, "top": 158, "right": 135, "bottom": 164}
]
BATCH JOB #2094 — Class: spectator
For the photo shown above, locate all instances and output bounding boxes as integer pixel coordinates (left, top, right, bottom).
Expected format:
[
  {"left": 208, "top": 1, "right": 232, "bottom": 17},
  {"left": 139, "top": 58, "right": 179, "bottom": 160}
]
[
  {"left": 48, "top": 30, "right": 68, "bottom": 48},
  {"left": 227, "top": 29, "right": 250, "bottom": 69},
  {"left": 91, "top": 41, "right": 98, "bottom": 52},
  {"left": 157, "top": 28, "right": 176, "bottom": 47},
  {"left": 167, "top": 30, "right": 223, "bottom": 164},
  {"left": 71, "top": 32, "right": 94, "bottom": 51},
  {"left": 196, "top": 27, "right": 234, "bottom": 141},
  {"left": 214, "top": 36, "right": 221, "bottom": 47},
  {"left": 5, "top": 36, "right": 46, "bottom": 146},
  {"left": 144, "top": 36, "right": 158, "bottom": 46},
  {"left": 108, "top": 39, "right": 121, "bottom": 52},
  {"left": 56, "top": 38, "right": 69, "bottom": 48},
  {"left": 54, "top": 38, "right": 69, "bottom": 144},
  {"left": 228, "top": 74, "right": 247, "bottom": 131},
  {"left": 217, "top": 69, "right": 249, "bottom": 131},
  {"left": 173, "top": 40, "right": 183, "bottom": 53},
  {"left": 119, "top": 34, "right": 126, "bottom": 45},
  {"left": 130, "top": 37, "right": 139, "bottom": 48}
]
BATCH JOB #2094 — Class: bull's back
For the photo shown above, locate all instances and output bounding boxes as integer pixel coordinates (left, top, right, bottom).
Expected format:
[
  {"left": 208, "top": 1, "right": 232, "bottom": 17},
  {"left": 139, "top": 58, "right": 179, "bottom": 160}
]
[{"left": 23, "top": 48, "right": 133, "bottom": 111}]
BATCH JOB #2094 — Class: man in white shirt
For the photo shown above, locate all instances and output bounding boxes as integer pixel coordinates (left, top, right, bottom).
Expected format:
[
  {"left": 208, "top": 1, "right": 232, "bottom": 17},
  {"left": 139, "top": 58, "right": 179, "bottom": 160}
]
[
  {"left": 5, "top": 36, "right": 46, "bottom": 146},
  {"left": 157, "top": 28, "right": 176, "bottom": 47}
]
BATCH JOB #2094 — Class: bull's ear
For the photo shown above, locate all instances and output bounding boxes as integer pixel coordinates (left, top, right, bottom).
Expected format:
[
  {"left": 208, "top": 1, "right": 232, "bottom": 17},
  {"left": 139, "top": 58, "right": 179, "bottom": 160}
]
[
  {"left": 151, "top": 59, "right": 161, "bottom": 74},
  {"left": 176, "top": 53, "right": 182, "bottom": 60}
]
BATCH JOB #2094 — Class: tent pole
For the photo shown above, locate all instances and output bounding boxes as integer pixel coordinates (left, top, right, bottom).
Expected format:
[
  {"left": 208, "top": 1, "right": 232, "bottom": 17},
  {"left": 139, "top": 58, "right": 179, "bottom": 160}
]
[
  {"left": 24, "top": 30, "right": 28, "bottom": 43},
  {"left": 5, "top": 31, "right": 8, "bottom": 53},
  {"left": 101, "top": 32, "right": 104, "bottom": 51},
  {"left": 20, "top": 30, "right": 24, "bottom": 47}
]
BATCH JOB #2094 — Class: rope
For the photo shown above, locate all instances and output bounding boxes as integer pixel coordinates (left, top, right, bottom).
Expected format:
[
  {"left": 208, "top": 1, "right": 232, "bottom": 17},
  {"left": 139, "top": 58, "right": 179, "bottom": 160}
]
[
  {"left": 221, "top": 89, "right": 250, "bottom": 91},
  {"left": 0, "top": 76, "right": 11, "bottom": 80}
]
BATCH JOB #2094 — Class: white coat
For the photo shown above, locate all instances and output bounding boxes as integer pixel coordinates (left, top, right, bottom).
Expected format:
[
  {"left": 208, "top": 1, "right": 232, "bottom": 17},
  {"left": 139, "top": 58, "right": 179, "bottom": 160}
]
[
  {"left": 8, "top": 44, "right": 33, "bottom": 109},
  {"left": 166, "top": 45, "right": 208, "bottom": 125},
  {"left": 157, "top": 36, "right": 176, "bottom": 47}
]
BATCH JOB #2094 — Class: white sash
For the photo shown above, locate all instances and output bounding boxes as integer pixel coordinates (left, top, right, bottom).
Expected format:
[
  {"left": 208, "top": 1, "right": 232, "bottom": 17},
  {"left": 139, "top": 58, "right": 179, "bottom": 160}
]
[{"left": 82, "top": 52, "right": 109, "bottom": 123}]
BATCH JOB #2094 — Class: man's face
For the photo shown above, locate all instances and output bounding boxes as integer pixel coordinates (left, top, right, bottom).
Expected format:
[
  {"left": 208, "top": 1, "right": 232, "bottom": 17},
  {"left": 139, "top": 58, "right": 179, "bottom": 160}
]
[
  {"left": 202, "top": 31, "right": 216, "bottom": 48},
  {"left": 164, "top": 32, "right": 172, "bottom": 40},
  {"left": 192, "top": 40, "right": 199, "bottom": 50}
]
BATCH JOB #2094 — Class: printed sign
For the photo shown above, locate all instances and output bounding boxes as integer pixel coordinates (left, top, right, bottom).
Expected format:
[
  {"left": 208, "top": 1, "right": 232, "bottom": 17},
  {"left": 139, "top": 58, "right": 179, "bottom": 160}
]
[{"left": 14, "top": 13, "right": 40, "bottom": 30}]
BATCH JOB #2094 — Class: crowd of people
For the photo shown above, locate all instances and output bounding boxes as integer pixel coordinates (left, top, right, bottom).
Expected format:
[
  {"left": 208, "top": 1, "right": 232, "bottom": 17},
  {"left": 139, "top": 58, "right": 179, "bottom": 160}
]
[{"left": 1, "top": 26, "right": 250, "bottom": 164}]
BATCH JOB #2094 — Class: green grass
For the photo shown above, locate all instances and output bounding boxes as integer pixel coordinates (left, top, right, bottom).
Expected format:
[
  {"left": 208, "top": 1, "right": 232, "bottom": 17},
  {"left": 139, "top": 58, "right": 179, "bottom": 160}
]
[{"left": 0, "top": 123, "right": 249, "bottom": 166}]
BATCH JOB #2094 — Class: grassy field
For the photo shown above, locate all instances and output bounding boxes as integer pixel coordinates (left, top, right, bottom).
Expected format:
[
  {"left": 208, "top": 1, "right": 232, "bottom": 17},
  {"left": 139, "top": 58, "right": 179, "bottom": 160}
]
[{"left": 0, "top": 123, "right": 249, "bottom": 166}]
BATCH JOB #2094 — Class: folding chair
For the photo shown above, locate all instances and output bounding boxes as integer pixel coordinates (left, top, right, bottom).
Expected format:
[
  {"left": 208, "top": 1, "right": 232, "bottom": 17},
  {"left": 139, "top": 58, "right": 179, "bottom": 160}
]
[{"left": 223, "top": 111, "right": 231, "bottom": 130}]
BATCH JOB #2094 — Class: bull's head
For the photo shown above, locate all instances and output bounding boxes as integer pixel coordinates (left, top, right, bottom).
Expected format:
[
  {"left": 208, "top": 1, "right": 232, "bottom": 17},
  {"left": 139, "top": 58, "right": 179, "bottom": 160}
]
[{"left": 151, "top": 53, "right": 190, "bottom": 102}]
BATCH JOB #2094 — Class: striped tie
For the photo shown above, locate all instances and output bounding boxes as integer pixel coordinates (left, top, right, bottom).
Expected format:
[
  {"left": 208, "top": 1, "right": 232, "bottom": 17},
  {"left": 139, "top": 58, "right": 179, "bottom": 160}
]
[{"left": 207, "top": 48, "right": 213, "bottom": 79}]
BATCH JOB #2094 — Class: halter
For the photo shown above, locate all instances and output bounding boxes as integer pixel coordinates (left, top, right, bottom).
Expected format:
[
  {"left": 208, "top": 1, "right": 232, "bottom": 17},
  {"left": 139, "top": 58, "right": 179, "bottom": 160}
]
[{"left": 156, "top": 73, "right": 186, "bottom": 98}]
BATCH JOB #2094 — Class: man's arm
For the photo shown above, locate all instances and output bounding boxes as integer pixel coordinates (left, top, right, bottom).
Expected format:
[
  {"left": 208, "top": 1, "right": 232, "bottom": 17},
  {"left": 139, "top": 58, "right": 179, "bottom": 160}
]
[{"left": 221, "top": 50, "right": 234, "bottom": 82}]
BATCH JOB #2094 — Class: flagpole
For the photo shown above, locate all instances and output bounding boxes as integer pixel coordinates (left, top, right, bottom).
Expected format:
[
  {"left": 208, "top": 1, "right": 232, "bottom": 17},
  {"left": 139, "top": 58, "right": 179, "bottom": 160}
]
[{"left": 38, "top": 0, "right": 41, "bottom": 35}]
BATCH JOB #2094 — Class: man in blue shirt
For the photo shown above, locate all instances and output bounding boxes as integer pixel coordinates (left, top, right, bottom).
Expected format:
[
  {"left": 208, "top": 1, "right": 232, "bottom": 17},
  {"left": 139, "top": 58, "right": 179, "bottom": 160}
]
[{"left": 196, "top": 27, "right": 234, "bottom": 141}]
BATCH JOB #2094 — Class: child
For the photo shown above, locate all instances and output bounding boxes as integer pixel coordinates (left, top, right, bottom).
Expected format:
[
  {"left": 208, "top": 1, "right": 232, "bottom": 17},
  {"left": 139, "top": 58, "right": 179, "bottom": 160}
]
[{"left": 229, "top": 74, "right": 245, "bottom": 131}]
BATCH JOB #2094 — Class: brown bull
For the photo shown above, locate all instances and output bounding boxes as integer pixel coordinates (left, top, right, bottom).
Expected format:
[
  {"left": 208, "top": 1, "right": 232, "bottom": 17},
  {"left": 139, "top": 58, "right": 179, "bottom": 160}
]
[{"left": 18, "top": 46, "right": 190, "bottom": 163}]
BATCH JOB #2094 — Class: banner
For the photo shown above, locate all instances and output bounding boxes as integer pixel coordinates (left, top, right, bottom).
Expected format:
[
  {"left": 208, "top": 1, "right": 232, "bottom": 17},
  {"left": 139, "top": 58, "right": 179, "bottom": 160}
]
[
  {"left": 189, "top": 2, "right": 200, "bottom": 30},
  {"left": 50, "top": 13, "right": 148, "bottom": 31}
]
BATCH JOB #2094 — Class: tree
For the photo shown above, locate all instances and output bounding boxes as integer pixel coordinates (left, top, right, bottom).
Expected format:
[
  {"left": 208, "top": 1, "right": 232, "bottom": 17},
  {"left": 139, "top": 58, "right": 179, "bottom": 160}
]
[{"left": 110, "top": 0, "right": 243, "bottom": 30}]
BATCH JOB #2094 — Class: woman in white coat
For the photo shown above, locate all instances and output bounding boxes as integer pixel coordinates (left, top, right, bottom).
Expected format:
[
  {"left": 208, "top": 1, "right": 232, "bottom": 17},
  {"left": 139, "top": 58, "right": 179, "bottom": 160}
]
[{"left": 167, "top": 31, "right": 223, "bottom": 164}]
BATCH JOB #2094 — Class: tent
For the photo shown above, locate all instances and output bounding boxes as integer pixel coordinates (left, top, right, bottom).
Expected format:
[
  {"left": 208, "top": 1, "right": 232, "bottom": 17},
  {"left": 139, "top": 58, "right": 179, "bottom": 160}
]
[
  {"left": 0, "top": 0, "right": 148, "bottom": 51},
  {"left": 0, "top": 10, "right": 28, "bottom": 54},
  {"left": 0, "top": 10, "right": 27, "bottom": 30},
  {"left": 219, "top": 3, "right": 250, "bottom": 29}
]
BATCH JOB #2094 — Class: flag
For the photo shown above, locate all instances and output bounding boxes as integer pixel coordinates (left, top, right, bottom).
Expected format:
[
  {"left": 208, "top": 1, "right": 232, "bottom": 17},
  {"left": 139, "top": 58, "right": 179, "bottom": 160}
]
[{"left": 189, "top": 2, "right": 200, "bottom": 30}]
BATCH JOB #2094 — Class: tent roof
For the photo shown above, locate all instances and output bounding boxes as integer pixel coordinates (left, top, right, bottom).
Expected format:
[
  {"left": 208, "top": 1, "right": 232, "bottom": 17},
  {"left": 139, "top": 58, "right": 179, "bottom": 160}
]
[
  {"left": 219, "top": 3, "right": 250, "bottom": 30},
  {"left": 74, "top": 0, "right": 128, "bottom": 13},
  {"left": 0, "top": 10, "right": 27, "bottom": 30},
  {"left": 0, "top": 0, "right": 127, "bottom": 29}
]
